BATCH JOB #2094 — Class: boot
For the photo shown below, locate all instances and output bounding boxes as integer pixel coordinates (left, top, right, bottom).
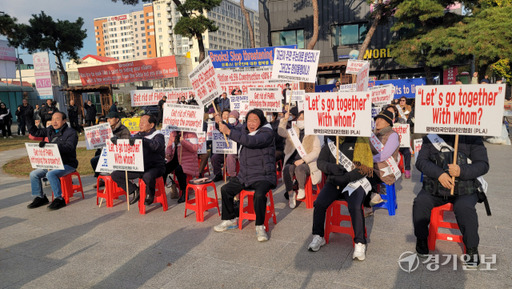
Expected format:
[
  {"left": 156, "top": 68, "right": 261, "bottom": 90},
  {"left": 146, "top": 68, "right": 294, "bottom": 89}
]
[
  {"left": 129, "top": 188, "right": 140, "bottom": 205},
  {"left": 177, "top": 191, "right": 187, "bottom": 203},
  {"left": 464, "top": 247, "right": 480, "bottom": 268},
  {"left": 144, "top": 192, "right": 154, "bottom": 206}
]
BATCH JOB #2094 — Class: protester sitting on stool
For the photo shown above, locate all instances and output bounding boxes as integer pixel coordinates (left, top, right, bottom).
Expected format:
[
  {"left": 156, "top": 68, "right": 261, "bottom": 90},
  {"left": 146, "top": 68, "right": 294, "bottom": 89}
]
[
  {"left": 111, "top": 114, "right": 165, "bottom": 205},
  {"left": 26, "top": 112, "right": 79, "bottom": 210},
  {"left": 413, "top": 134, "right": 489, "bottom": 267}
]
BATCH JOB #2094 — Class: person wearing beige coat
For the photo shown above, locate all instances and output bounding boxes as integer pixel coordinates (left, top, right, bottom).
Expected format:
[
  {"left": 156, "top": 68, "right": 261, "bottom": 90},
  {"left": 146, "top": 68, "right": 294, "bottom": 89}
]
[{"left": 278, "top": 110, "right": 322, "bottom": 209}]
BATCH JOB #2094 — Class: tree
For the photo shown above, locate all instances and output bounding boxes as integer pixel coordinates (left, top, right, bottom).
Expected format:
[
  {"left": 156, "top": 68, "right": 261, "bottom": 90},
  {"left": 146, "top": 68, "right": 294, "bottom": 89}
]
[
  {"left": 240, "top": 0, "right": 255, "bottom": 48},
  {"left": 306, "top": 0, "right": 319, "bottom": 50}
]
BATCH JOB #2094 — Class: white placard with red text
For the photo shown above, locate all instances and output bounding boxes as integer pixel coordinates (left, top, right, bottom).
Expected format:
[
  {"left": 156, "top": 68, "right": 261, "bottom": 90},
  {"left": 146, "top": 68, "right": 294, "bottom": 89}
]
[
  {"left": 346, "top": 59, "right": 369, "bottom": 75},
  {"left": 217, "top": 67, "right": 299, "bottom": 94},
  {"left": 415, "top": 84, "right": 506, "bottom": 136},
  {"left": 206, "top": 120, "right": 216, "bottom": 141},
  {"left": 162, "top": 103, "right": 204, "bottom": 134},
  {"left": 84, "top": 123, "right": 113, "bottom": 150},
  {"left": 26, "top": 143, "right": 64, "bottom": 170},
  {"left": 356, "top": 62, "right": 370, "bottom": 92},
  {"left": 130, "top": 87, "right": 194, "bottom": 106},
  {"left": 304, "top": 91, "right": 372, "bottom": 136},
  {"left": 272, "top": 48, "right": 320, "bottom": 83},
  {"left": 197, "top": 132, "right": 207, "bottom": 154},
  {"left": 188, "top": 56, "right": 222, "bottom": 107},
  {"left": 369, "top": 84, "right": 395, "bottom": 106},
  {"left": 414, "top": 138, "right": 423, "bottom": 164},
  {"left": 248, "top": 87, "right": 283, "bottom": 112},
  {"left": 106, "top": 139, "right": 144, "bottom": 171},
  {"left": 392, "top": 124, "right": 411, "bottom": 148}
]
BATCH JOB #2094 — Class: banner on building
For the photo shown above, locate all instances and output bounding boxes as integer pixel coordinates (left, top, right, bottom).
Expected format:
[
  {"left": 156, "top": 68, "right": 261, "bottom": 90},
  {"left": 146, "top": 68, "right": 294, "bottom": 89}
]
[
  {"left": 208, "top": 45, "right": 297, "bottom": 68},
  {"left": 84, "top": 123, "right": 113, "bottom": 150},
  {"left": 443, "top": 66, "right": 458, "bottom": 85},
  {"left": 189, "top": 56, "right": 222, "bottom": 107},
  {"left": 33, "top": 52, "right": 53, "bottom": 98},
  {"left": 271, "top": 48, "right": 320, "bottom": 83},
  {"left": 78, "top": 56, "right": 178, "bottom": 86},
  {"left": 162, "top": 103, "right": 204, "bottom": 133},
  {"left": 105, "top": 139, "right": 144, "bottom": 171},
  {"left": 25, "top": 143, "right": 64, "bottom": 170},
  {"left": 130, "top": 87, "right": 194, "bottom": 106},
  {"left": 304, "top": 91, "right": 372, "bottom": 136},
  {"left": 414, "top": 84, "right": 506, "bottom": 136},
  {"left": 248, "top": 87, "right": 283, "bottom": 112},
  {"left": 0, "top": 40, "right": 16, "bottom": 79}
]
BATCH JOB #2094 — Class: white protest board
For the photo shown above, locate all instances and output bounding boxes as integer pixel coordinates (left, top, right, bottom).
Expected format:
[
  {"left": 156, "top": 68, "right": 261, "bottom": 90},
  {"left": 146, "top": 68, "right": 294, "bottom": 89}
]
[
  {"left": 356, "top": 62, "right": 370, "bottom": 92},
  {"left": 230, "top": 95, "right": 249, "bottom": 113},
  {"left": 414, "top": 84, "right": 506, "bottom": 136},
  {"left": 206, "top": 120, "right": 216, "bottom": 141},
  {"left": 297, "top": 101, "right": 304, "bottom": 112},
  {"left": 212, "top": 130, "right": 237, "bottom": 154},
  {"left": 346, "top": 59, "right": 369, "bottom": 75},
  {"left": 248, "top": 87, "right": 283, "bottom": 112},
  {"left": 271, "top": 48, "right": 320, "bottom": 83},
  {"left": 371, "top": 106, "right": 382, "bottom": 130},
  {"left": 95, "top": 147, "right": 113, "bottom": 173},
  {"left": 197, "top": 132, "right": 207, "bottom": 154},
  {"left": 369, "top": 84, "right": 395, "bottom": 106},
  {"left": 286, "top": 89, "right": 306, "bottom": 102},
  {"left": 130, "top": 87, "right": 194, "bottom": 106},
  {"left": 304, "top": 91, "right": 372, "bottom": 137},
  {"left": 413, "top": 138, "right": 423, "bottom": 164},
  {"left": 84, "top": 123, "right": 113, "bottom": 150},
  {"left": 25, "top": 143, "right": 64, "bottom": 170},
  {"left": 162, "top": 103, "right": 204, "bottom": 134},
  {"left": 217, "top": 67, "right": 300, "bottom": 94},
  {"left": 392, "top": 124, "right": 411, "bottom": 148},
  {"left": 106, "top": 139, "right": 144, "bottom": 171},
  {"left": 188, "top": 56, "right": 222, "bottom": 107},
  {"left": 337, "top": 83, "right": 357, "bottom": 92}
]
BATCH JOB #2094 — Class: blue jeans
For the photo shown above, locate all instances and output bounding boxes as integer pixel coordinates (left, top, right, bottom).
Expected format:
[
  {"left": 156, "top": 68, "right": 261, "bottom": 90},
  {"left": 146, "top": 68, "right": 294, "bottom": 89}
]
[{"left": 30, "top": 165, "right": 76, "bottom": 199}]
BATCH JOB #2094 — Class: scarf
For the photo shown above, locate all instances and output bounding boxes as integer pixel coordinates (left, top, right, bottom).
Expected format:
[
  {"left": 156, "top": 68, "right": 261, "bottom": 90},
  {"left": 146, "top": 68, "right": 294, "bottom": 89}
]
[
  {"left": 337, "top": 136, "right": 373, "bottom": 177},
  {"left": 374, "top": 125, "right": 393, "bottom": 137}
]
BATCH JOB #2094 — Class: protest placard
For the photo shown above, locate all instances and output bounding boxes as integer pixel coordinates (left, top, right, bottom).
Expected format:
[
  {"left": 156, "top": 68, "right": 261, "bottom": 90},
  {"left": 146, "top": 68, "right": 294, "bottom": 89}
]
[
  {"left": 286, "top": 89, "right": 306, "bottom": 102},
  {"left": 95, "top": 147, "right": 113, "bottom": 173},
  {"left": 413, "top": 138, "right": 423, "bottom": 164},
  {"left": 130, "top": 87, "right": 194, "bottom": 106},
  {"left": 346, "top": 59, "right": 369, "bottom": 75},
  {"left": 371, "top": 106, "right": 382, "bottom": 130},
  {"left": 206, "top": 120, "right": 216, "bottom": 141},
  {"left": 356, "top": 62, "right": 370, "bottom": 92},
  {"left": 212, "top": 130, "right": 237, "bottom": 154},
  {"left": 271, "top": 48, "right": 320, "bottom": 83},
  {"left": 369, "top": 78, "right": 425, "bottom": 99},
  {"left": 304, "top": 91, "right": 372, "bottom": 136},
  {"left": 414, "top": 84, "right": 506, "bottom": 136},
  {"left": 369, "top": 84, "right": 395, "bottom": 106},
  {"left": 25, "top": 143, "right": 64, "bottom": 170},
  {"left": 229, "top": 95, "right": 250, "bottom": 119},
  {"left": 392, "top": 124, "right": 411, "bottom": 148},
  {"left": 162, "top": 103, "right": 204, "bottom": 134},
  {"left": 208, "top": 45, "right": 297, "bottom": 68},
  {"left": 188, "top": 56, "right": 222, "bottom": 107},
  {"left": 248, "top": 87, "right": 283, "bottom": 112},
  {"left": 196, "top": 132, "right": 207, "bottom": 154},
  {"left": 84, "top": 123, "right": 113, "bottom": 150},
  {"left": 106, "top": 139, "right": 144, "bottom": 171},
  {"left": 216, "top": 67, "right": 300, "bottom": 95},
  {"left": 121, "top": 117, "right": 140, "bottom": 134},
  {"left": 337, "top": 83, "right": 357, "bottom": 92}
]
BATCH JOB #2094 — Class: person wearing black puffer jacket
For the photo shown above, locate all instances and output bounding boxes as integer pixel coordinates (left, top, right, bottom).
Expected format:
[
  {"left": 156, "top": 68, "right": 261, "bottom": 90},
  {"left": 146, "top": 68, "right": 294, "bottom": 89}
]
[
  {"left": 26, "top": 112, "right": 78, "bottom": 211},
  {"left": 213, "top": 109, "right": 276, "bottom": 242}
]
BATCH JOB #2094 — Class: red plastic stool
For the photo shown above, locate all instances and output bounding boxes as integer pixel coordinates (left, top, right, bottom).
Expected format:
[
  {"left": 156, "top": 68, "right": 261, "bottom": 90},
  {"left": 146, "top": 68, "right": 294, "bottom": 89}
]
[
  {"left": 296, "top": 174, "right": 325, "bottom": 209},
  {"left": 324, "top": 200, "right": 367, "bottom": 246},
  {"left": 398, "top": 152, "right": 405, "bottom": 173},
  {"left": 184, "top": 180, "right": 220, "bottom": 222},
  {"left": 428, "top": 203, "right": 466, "bottom": 253},
  {"left": 96, "top": 175, "right": 126, "bottom": 207},
  {"left": 238, "top": 189, "right": 277, "bottom": 232},
  {"left": 276, "top": 160, "right": 283, "bottom": 183},
  {"left": 138, "top": 177, "right": 168, "bottom": 214},
  {"left": 53, "top": 171, "right": 84, "bottom": 204}
]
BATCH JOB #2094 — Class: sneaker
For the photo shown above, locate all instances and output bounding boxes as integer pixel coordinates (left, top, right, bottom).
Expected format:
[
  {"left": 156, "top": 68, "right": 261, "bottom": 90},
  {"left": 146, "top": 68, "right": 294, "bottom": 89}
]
[
  {"left": 308, "top": 235, "right": 326, "bottom": 252},
  {"left": 404, "top": 170, "right": 411, "bottom": 179},
  {"left": 370, "top": 193, "right": 384, "bottom": 206},
  {"left": 47, "top": 198, "right": 66, "bottom": 210},
  {"left": 213, "top": 218, "right": 238, "bottom": 232},
  {"left": 255, "top": 225, "right": 268, "bottom": 242},
  {"left": 289, "top": 191, "right": 296, "bottom": 209},
  {"left": 353, "top": 243, "right": 366, "bottom": 261},
  {"left": 416, "top": 238, "right": 429, "bottom": 258},
  {"left": 27, "top": 195, "right": 49, "bottom": 209},
  {"left": 211, "top": 173, "right": 223, "bottom": 182},
  {"left": 297, "top": 188, "right": 306, "bottom": 200},
  {"left": 463, "top": 247, "right": 480, "bottom": 268}
]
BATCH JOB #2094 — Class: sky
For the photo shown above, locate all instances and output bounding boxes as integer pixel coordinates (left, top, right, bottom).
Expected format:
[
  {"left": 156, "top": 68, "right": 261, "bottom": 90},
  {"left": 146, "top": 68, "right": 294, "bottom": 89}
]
[{"left": 0, "top": 0, "right": 259, "bottom": 68}]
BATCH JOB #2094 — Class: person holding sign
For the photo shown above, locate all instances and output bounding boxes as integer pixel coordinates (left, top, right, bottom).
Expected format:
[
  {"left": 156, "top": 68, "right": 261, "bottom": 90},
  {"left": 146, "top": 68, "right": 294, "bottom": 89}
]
[
  {"left": 213, "top": 109, "right": 276, "bottom": 242},
  {"left": 308, "top": 136, "right": 374, "bottom": 261},
  {"left": 175, "top": 130, "right": 201, "bottom": 203},
  {"left": 211, "top": 110, "right": 242, "bottom": 182},
  {"left": 385, "top": 104, "right": 413, "bottom": 179},
  {"left": 413, "top": 134, "right": 489, "bottom": 267},
  {"left": 164, "top": 131, "right": 189, "bottom": 200},
  {"left": 111, "top": 114, "right": 166, "bottom": 205},
  {"left": 368, "top": 110, "right": 400, "bottom": 206},
  {"left": 278, "top": 110, "right": 322, "bottom": 209},
  {"left": 26, "top": 112, "right": 78, "bottom": 210}
]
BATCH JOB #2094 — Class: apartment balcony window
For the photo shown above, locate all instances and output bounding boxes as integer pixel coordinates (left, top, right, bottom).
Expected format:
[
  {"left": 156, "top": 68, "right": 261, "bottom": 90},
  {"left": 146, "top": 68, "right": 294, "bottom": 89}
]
[
  {"left": 331, "top": 23, "right": 367, "bottom": 46},
  {"left": 271, "top": 29, "right": 305, "bottom": 49}
]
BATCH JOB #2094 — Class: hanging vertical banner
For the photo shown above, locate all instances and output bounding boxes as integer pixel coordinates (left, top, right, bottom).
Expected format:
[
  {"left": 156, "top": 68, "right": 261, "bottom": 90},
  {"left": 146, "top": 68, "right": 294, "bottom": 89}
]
[
  {"left": 188, "top": 56, "right": 222, "bottom": 107},
  {"left": 271, "top": 48, "right": 320, "bottom": 83},
  {"left": 33, "top": 52, "right": 53, "bottom": 99}
]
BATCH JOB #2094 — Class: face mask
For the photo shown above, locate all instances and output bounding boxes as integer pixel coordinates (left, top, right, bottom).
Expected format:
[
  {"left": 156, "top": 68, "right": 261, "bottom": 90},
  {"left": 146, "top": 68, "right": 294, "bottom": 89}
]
[
  {"left": 295, "top": 120, "right": 304, "bottom": 129},
  {"left": 266, "top": 115, "right": 272, "bottom": 122},
  {"left": 208, "top": 114, "right": 214, "bottom": 119},
  {"left": 288, "top": 116, "right": 293, "bottom": 121},
  {"left": 228, "top": 117, "right": 236, "bottom": 124}
]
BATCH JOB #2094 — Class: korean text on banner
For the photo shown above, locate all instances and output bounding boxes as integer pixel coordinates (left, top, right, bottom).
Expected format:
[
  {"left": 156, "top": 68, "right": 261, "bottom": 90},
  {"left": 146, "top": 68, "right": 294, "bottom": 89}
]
[
  {"left": 248, "top": 87, "right": 283, "bottom": 112},
  {"left": 95, "top": 147, "right": 113, "bottom": 173},
  {"left": 346, "top": 59, "right": 369, "bottom": 75},
  {"left": 162, "top": 103, "right": 204, "bottom": 134},
  {"left": 131, "top": 88, "right": 193, "bottom": 106},
  {"left": 356, "top": 62, "right": 370, "bottom": 92},
  {"left": 392, "top": 124, "right": 411, "bottom": 148},
  {"left": 189, "top": 56, "right": 222, "bottom": 107},
  {"left": 287, "top": 89, "right": 306, "bottom": 102},
  {"left": 33, "top": 52, "right": 53, "bottom": 98},
  {"left": 271, "top": 48, "right": 320, "bottom": 83},
  {"left": 369, "top": 84, "right": 395, "bottom": 106},
  {"left": 78, "top": 56, "right": 178, "bottom": 86},
  {"left": 304, "top": 91, "right": 372, "bottom": 137},
  {"left": 84, "top": 123, "right": 113, "bottom": 150},
  {"left": 414, "top": 84, "right": 505, "bottom": 136},
  {"left": 230, "top": 95, "right": 250, "bottom": 117},
  {"left": 106, "top": 139, "right": 144, "bottom": 172},
  {"left": 208, "top": 45, "right": 297, "bottom": 68},
  {"left": 212, "top": 130, "right": 237, "bottom": 154},
  {"left": 25, "top": 143, "right": 64, "bottom": 170}
]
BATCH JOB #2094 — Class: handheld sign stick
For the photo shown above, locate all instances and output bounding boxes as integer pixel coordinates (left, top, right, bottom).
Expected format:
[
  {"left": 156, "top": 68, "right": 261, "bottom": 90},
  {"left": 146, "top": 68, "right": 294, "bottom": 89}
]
[
  {"left": 213, "top": 103, "right": 230, "bottom": 147},
  {"left": 125, "top": 170, "right": 130, "bottom": 211},
  {"left": 288, "top": 89, "right": 293, "bottom": 113},
  {"left": 224, "top": 154, "right": 227, "bottom": 183},
  {"left": 450, "top": 134, "right": 459, "bottom": 195},
  {"left": 336, "top": 136, "right": 340, "bottom": 190}
]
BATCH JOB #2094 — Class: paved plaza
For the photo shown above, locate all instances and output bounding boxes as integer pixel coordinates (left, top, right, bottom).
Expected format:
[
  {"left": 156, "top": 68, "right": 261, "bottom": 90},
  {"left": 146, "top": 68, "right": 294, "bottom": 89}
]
[{"left": 1, "top": 143, "right": 511, "bottom": 289}]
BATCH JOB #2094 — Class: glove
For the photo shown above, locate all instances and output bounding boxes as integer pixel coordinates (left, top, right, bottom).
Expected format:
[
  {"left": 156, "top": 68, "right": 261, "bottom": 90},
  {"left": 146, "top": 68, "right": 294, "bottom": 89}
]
[
  {"left": 110, "top": 136, "right": 118, "bottom": 145},
  {"left": 129, "top": 138, "right": 136, "bottom": 146},
  {"left": 39, "top": 141, "right": 47, "bottom": 148}
]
